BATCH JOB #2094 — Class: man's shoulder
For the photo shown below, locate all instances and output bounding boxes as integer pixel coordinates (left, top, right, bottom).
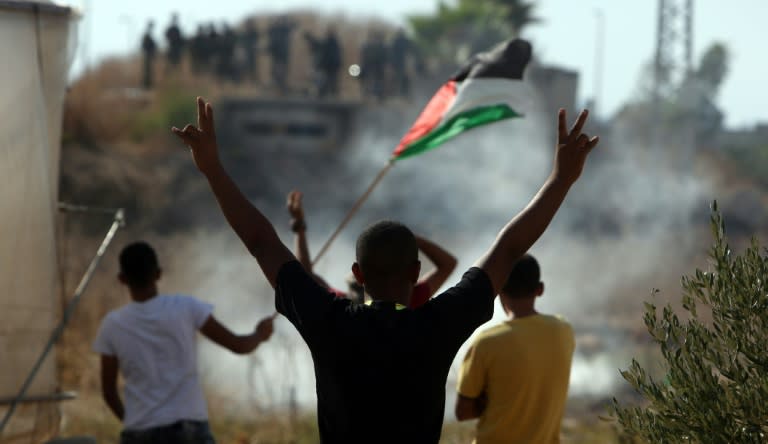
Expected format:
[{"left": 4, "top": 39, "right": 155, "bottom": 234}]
[
  {"left": 432, "top": 267, "right": 493, "bottom": 299},
  {"left": 418, "top": 267, "right": 495, "bottom": 332},
  {"left": 535, "top": 314, "right": 575, "bottom": 345},
  {"left": 276, "top": 259, "right": 307, "bottom": 280},
  {"left": 157, "top": 294, "right": 207, "bottom": 307},
  {"left": 103, "top": 303, "right": 132, "bottom": 323},
  {"left": 471, "top": 323, "right": 512, "bottom": 346},
  {"left": 162, "top": 293, "right": 197, "bottom": 301},
  {"left": 96, "top": 305, "right": 130, "bottom": 338},
  {"left": 540, "top": 313, "right": 574, "bottom": 330},
  {"left": 460, "top": 266, "right": 493, "bottom": 286},
  {"left": 275, "top": 260, "right": 340, "bottom": 328},
  {"left": 275, "top": 260, "right": 330, "bottom": 297},
  {"left": 161, "top": 295, "right": 214, "bottom": 322}
]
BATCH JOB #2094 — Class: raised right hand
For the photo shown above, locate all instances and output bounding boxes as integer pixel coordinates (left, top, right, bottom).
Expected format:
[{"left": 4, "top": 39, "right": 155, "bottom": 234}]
[
  {"left": 552, "top": 109, "right": 599, "bottom": 186},
  {"left": 286, "top": 190, "right": 304, "bottom": 220}
]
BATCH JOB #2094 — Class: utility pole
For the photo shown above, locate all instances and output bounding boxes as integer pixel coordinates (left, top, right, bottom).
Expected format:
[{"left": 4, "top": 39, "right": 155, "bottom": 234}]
[
  {"left": 593, "top": 9, "right": 605, "bottom": 119},
  {"left": 653, "top": 0, "right": 694, "bottom": 100},
  {"left": 652, "top": 0, "right": 695, "bottom": 167}
]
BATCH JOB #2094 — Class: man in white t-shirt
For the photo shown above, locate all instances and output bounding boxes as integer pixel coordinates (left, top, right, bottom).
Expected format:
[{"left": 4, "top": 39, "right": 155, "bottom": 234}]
[{"left": 93, "top": 241, "right": 275, "bottom": 444}]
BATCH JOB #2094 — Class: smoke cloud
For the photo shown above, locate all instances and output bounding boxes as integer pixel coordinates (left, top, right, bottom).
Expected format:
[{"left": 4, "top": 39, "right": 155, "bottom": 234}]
[{"left": 158, "top": 81, "right": 713, "bottom": 415}]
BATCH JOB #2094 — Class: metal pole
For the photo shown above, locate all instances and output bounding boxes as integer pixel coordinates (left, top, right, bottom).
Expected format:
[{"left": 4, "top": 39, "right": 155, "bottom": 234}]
[
  {"left": 593, "top": 9, "right": 605, "bottom": 118},
  {"left": 684, "top": 0, "right": 694, "bottom": 75},
  {"left": 0, "top": 209, "right": 125, "bottom": 435},
  {"left": 651, "top": 0, "right": 667, "bottom": 163},
  {"left": 311, "top": 161, "right": 394, "bottom": 266}
]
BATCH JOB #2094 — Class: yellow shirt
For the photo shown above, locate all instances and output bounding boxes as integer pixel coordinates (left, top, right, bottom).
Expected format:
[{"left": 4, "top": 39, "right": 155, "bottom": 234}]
[{"left": 457, "top": 314, "right": 575, "bottom": 444}]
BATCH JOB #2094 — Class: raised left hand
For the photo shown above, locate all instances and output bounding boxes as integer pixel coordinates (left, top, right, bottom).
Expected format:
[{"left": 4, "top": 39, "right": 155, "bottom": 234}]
[{"left": 172, "top": 97, "right": 221, "bottom": 175}]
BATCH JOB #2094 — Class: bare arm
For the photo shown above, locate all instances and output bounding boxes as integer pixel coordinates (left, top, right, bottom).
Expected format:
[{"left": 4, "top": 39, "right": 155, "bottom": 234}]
[
  {"left": 287, "top": 191, "right": 312, "bottom": 271},
  {"left": 100, "top": 355, "right": 124, "bottom": 422},
  {"left": 455, "top": 394, "right": 487, "bottom": 421},
  {"left": 200, "top": 314, "right": 275, "bottom": 354},
  {"left": 286, "top": 190, "right": 337, "bottom": 289},
  {"left": 173, "top": 98, "right": 295, "bottom": 287},
  {"left": 475, "top": 109, "right": 599, "bottom": 293},
  {"left": 415, "top": 235, "right": 457, "bottom": 297},
  {"left": 456, "top": 344, "right": 487, "bottom": 420}
]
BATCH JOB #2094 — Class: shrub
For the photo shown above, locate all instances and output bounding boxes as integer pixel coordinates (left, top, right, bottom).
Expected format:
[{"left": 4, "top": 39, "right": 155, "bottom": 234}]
[{"left": 611, "top": 204, "right": 768, "bottom": 443}]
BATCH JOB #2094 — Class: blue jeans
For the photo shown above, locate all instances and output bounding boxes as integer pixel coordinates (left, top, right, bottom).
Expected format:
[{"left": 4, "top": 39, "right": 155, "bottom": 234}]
[{"left": 120, "top": 420, "right": 216, "bottom": 444}]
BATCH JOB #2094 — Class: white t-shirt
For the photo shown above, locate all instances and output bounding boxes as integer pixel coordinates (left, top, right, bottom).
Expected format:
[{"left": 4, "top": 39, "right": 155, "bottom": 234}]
[{"left": 93, "top": 294, "right": 213, "bottom": 431}]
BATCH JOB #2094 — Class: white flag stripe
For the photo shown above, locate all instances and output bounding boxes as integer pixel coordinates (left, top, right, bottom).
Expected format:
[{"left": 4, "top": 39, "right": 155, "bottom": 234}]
[{"left": 439, "top": 78, "right": 533, "bottom": 125}]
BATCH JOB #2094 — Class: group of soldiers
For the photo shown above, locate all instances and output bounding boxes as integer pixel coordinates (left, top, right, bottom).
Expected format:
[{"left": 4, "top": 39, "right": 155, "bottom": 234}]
[
  {"left": 139, "top": 13, "right": 418, "bottom": 101},
  {"left": 357, "top": 28, "right": 417, "bottom": 101}
]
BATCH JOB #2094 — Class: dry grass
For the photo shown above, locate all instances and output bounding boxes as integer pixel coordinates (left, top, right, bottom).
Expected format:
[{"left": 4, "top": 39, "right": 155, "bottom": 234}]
[
  {"left": 52, "top": 208, "right": 639, "bottom": 442},
  {"left": 58, "top": 393, "right": 627, "bottom": 444}
]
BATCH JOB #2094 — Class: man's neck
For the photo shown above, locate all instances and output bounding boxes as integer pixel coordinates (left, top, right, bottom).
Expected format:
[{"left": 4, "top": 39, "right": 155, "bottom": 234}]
[
  {"left": 129, "top": 286, "right": 158, "bottom": 303},
  {"left": 507, "top": 307, "right": 538, "bottom": 319},
  {"left": 366, "top": 284, "right": 412, "bottom": 307},
  {"left": 503, "top": 297, "right": 538, "bottom": 320}
]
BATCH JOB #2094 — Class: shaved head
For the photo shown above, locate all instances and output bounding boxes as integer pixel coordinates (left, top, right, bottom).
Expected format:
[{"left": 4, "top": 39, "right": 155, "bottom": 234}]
[
  {"left": 120, "top": 241, "right": 160, "bottom": 288},
  {"left": 502, "top": 254, "right": 541, "bottom": 298},
  {"left": 355, "top": 221, "right": 418, "bottom": 280}
]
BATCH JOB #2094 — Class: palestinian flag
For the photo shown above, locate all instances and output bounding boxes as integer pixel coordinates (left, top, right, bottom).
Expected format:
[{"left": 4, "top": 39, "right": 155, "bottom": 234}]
[{"left": 392, "top": 38, "right": 532, "bottom": 161}]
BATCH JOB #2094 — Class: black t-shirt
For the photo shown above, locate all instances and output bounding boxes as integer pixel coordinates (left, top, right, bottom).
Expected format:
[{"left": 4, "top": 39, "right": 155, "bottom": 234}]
[{"left": 275, "top": 260, "right": 494, "bottom": 443}]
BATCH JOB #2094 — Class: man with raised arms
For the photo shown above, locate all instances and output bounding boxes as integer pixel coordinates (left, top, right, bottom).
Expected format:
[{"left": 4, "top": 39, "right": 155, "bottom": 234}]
[{"left": 172, "top": 97, "right": 598, "bottom": 443}]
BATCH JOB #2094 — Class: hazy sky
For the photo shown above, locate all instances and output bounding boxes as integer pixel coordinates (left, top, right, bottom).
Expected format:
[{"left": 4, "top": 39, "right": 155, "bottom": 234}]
[{"left": 68, "top": 0, "right": 767, "bottom": 127}]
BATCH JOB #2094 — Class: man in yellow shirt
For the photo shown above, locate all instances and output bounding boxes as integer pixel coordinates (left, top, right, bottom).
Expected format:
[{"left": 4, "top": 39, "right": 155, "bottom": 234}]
[{"left": 455, "top": 254, "right": 574, "bottom": 443}]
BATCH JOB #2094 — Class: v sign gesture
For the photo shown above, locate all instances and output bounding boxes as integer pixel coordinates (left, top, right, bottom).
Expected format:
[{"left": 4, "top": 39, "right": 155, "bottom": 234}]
[
  {"left": 473, "top": 108, "right": 600, "bottom": 295},
  {"left": 553, "top": 109, "right": 600, "bottom": 186},
  {"left": 172, "top": 96, "right": 296, "bottom": 288},
  {"left": 172, "top": 97, "right": 221, "bottom": 176}
]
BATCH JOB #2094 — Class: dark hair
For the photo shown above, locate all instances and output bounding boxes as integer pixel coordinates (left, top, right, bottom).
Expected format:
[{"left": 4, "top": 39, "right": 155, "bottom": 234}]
[
  {"left": 119, "top": 241, "right": 160, "bottom": 288},
  {"left": 355, "top": 221, "right": 418, "bottom": 279},
  {"left": 501, "top": 254, "right": 541, "bottom": 298}
]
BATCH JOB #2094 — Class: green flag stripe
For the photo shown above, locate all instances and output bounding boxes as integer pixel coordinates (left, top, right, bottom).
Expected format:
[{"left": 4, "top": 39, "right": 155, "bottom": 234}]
[{"left": 393, "top": 104, "right": 522, "bottom": 161}]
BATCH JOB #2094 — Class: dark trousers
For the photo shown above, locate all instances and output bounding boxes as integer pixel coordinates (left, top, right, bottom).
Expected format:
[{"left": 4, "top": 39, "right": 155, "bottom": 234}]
[{"left": 120, "top": 420, "right": 215, "bottom": 444}]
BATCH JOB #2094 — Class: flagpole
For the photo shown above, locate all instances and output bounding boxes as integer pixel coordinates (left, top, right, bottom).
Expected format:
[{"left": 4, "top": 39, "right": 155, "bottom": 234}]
[{"left": 312, "top": 160, "right": 395, "bottom": 266}]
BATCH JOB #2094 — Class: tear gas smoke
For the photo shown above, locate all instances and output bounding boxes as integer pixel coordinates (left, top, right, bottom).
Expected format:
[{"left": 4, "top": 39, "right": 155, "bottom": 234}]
[{"left": 159, "top": 83, "right": 713, "bottom": 415}]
